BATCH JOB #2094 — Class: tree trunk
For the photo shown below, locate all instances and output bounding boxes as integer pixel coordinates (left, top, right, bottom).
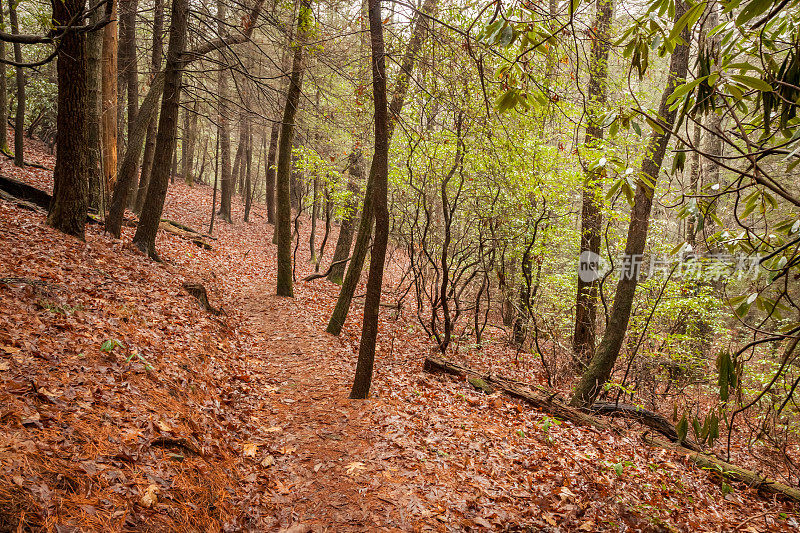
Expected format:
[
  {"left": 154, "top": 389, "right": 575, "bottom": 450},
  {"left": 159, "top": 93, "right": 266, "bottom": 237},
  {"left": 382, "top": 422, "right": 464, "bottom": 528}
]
[
  {"left": 243, "top": 114, "right": 253, "bottom": 221},
  {"left": 106, "top": 73, "right": 164, "bottom": 237},
  {"left": 119, "top": 0, "right": 139, "bottom": 201},
  {"left": 290, "top": 144, "right": 302, "bottom": 210},
  {"left": 310, "top": 168, "right": 319, "bottom": 262},
  {"left": 217, "top": 0, "right": 233, "bottom": 224},
  {"left": 46, "top": 0, "right": 88, "bottom": 239},
  {"left": 135, "top": 0, "right": 164, "bottom": 214},
  {"left": 327, "top": 150, "right": 362, "bottom": 284},
  {"left": 9, "top": 0, "right": 23, "bottom": 167},
  {"left": 275, "top": 0, "right": 310, "bottom": 297},
  {"left": 570, "top": 1, "right": 691, "bottom": 408},
  {"left": 350, "top": 0, "right": 390, "bottom": 400},
  {"left": 170, "top": 141, "right": 178, "bottom": 183},
  {"left": 327, "top": 0, "right": 435, "bottom": 335},
  {"left": 182, "top": 100, "right": 198, "bottom": 185},
  {"left": 132, "top": 0, "right": 190, "bottom": 259},
  {"left": 265, "top": 120, "right": 279, "bottom": 223},
  {"left": 686, "top": 121, "right": 702, "bottom": 248},
  {"left": 573, "top": 0, "right": 613, "bottom": 363},
  {"left": 101, "top": 0, "right": 118, "bottom": 195},
  {"left": 0, "top": 0, "right": 7, "bottom": 153},
  {"left": 209, "top": 128, "right": 219, "bottom": 234},
  {"left": 86, "top": 6, "right": 104, "bottom": 212}
]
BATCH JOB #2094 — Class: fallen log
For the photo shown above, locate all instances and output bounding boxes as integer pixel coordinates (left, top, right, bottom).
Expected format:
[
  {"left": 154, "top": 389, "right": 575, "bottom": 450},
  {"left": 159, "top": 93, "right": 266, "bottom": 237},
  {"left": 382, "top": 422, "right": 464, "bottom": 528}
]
[
  {"left": 161, "top": 218, "right": 217, "bottom": 240},
  {"left": 643, "top": 433, "right": 800, "bottom": 503},
  {"left": 0, "top": 174, "right": 52, "bottom": 210},
  {"left": 422, "top": 356, "right": 607, "bottom": 430},
  {"left": 159, "top": 220, "right": 212, "bottom": 250},
  {"left": 0, "top": 175, "right": 100, "bottom": 224},
  {"left": 423, "top": 356, "right": 800, "bottom": 503},
  {"left": 587, "top": 402, "right": 701, "bottom": 452}
]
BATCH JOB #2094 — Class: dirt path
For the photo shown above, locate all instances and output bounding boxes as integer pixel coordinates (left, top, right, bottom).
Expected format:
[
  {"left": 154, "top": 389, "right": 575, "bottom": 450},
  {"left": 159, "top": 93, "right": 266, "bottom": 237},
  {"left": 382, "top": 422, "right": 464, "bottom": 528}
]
[{"left": 232, "top": 290, "right": 409, "bottom": 531}]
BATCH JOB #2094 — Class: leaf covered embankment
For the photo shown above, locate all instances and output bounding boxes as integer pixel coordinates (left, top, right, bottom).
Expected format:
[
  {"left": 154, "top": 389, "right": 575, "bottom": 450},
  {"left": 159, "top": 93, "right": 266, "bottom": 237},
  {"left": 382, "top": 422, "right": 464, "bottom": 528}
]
[
  {"left": 0, "top": 158, "right": 798, "bottom": 530},
  {"left": 0, "top": 191, "right": 254, "bottom": 530}
]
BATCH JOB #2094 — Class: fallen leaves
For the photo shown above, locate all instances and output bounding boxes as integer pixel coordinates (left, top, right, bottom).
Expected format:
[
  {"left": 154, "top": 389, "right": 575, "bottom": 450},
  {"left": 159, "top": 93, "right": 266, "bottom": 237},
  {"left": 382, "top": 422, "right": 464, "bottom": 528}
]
[
  {"left": 139, "top": 484, "right": 160, "bottom": 508},
  {"left": 243, "top": 442, "right": 259, "bottom": 457},
  {"left": 278, "top": 444, "right": 296, "bottom": 456},
  {"left": 344, "top": 461, "right": 367, "bottom": 475},
  {"left": 0, "top": 143, "right": 797, "bottom": 532}
]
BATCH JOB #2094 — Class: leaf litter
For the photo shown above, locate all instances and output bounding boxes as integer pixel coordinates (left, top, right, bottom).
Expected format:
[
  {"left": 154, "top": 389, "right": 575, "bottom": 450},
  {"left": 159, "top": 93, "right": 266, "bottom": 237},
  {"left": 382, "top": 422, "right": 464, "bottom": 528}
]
[{"left": 0, "top": 140, "right": 797, "bottom": 531}]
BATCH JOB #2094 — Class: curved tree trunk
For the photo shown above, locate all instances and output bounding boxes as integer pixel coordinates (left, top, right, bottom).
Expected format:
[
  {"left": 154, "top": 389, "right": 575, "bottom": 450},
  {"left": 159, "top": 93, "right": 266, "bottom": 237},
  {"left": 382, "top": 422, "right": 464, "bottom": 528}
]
[
  {"left": 132, "top": 0, "right": 190, "bottom": 259},
  {"left": 573, "top": 0, "right": 613, "bottom": 363},
  {"left": 570, "top": 1, "right": 691, "bottom": 408},
  {"left": 349, "top": 0, "right": 390, "bottom": 400},
  {"left": 46, "top": 0, "right": 88, "bottom": 239},
  {"left": 275, "top": 0, "right": 311, "bottom": 297},
  {"left": 327, "top": 0, "right": 436, "bottom": 335},
  {"left": 135, "top": 0, "right": 164, "bottom": 214}
]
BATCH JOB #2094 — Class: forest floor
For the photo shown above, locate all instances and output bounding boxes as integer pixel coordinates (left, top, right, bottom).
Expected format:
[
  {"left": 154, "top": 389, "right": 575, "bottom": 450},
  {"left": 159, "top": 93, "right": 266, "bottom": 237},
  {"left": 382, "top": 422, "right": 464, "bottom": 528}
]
[{"left": 0, "top": 138, "right": 798, "bottom": 532}]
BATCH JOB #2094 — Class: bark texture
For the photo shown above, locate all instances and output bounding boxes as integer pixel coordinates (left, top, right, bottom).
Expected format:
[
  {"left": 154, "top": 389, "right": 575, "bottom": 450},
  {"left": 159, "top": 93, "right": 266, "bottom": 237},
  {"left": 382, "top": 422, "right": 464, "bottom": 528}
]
[
  {"left": 132, "top": 0, "right": 190, "bottom": 258},
  {"left": 46, "top": 0, "right": 89, "bottom": 239},
  {"left": 350, "top": 0, "right": 390, "bottom": 399}
]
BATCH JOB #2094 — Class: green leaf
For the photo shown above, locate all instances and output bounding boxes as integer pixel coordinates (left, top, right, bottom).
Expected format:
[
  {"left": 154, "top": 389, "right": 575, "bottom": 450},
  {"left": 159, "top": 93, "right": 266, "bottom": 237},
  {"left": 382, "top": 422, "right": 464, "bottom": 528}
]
[
  {"left": 735, "top": 0, "right": 772, "bottom": 27},
  {"left": 708, "top": 414, "right": 719, "bottom": 445},
  {"left": 667, "top": 76, "right": 707, "bottom": 105},
  {"left": 496, "top": 90, "right": 517, "bottom": 112},
  {"left": 101, "top": 339, "right": 120, "bottom": 353},
  {"left": 676, "top": 413, "right": 688, "bottom": 443},
  {"left": 692, "top": 417, "right": 702, "bottom": 441},
  {"left": 668, "top": 1, "right": 706, "bottom": 44},
  {"left": 645, "top": 115, "right": 664, "bottom": 135},
  {"left": 730, "top": 74, "right": 773, "bottom": 92}
]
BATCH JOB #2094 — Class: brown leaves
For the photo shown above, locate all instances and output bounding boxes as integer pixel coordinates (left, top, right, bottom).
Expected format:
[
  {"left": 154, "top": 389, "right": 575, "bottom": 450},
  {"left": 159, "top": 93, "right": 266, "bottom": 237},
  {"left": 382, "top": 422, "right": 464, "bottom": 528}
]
[
  {"left": 1, "top": 140, "right": 797, "bottom": 532},
  {"left": 139, "top": 484, "right": 160, "bottom": 508}
]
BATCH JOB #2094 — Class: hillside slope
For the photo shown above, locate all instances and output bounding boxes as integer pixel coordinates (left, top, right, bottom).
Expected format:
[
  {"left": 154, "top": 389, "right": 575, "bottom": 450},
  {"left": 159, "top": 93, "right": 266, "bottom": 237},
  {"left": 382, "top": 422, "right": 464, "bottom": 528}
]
[{"left": 0, "top": 144, "right": 797, "bottom": 531}]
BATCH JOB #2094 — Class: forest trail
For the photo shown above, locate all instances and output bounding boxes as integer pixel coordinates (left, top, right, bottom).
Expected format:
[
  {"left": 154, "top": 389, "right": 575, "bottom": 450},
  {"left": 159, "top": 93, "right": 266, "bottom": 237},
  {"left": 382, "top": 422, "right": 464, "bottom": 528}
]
[
  {"left": 233, "top": 289, "right": 392, "bottom": 529},
  {"left": 1, "top": 151, "right": 797, "bottom": 531}
]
